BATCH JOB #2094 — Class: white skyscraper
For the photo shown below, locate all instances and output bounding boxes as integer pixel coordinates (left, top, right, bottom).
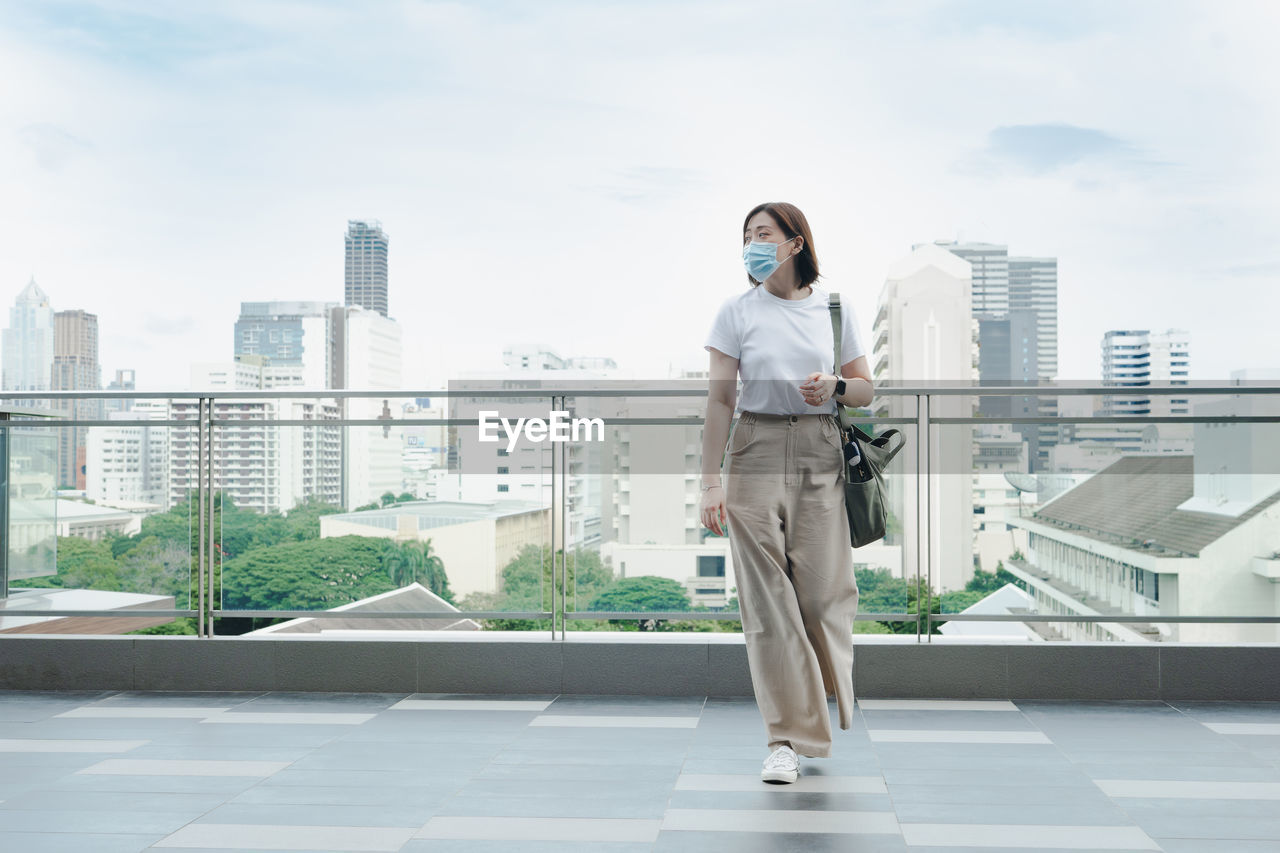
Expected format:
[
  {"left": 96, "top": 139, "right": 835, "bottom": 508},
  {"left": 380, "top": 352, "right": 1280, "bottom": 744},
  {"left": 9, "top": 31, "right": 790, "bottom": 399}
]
[
  {"left": 86, "top": 400, "right": 170, "bottom": 508},
  {"left": 336, "top": 305, "right": 404, "bottom": 510},
  {"left": 2, "top": 278, "right": 55, "bottom": 394},
  {"left": 873, "top": 243, "right": 977, "bottom": 593}
]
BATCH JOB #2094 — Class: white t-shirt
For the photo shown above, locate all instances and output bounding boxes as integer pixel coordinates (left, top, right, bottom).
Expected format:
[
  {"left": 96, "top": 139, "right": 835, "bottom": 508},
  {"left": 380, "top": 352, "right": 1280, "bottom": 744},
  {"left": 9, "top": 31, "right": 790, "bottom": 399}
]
[{"left": 703, "top": 283, "right": 867, "bottom": 416}]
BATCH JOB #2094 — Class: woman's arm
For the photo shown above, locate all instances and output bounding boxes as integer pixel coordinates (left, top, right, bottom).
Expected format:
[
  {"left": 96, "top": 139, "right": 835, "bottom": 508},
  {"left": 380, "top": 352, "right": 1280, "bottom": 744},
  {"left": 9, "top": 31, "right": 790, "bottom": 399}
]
[
  {"left": 700, "top": 348, "right": 738, "bottom": 537},
  {"left": 702, "top": 347, "right": 738, "bottom": 489},
  {"left": 835, "top": 355, "right": 874, "bottom": 408}
]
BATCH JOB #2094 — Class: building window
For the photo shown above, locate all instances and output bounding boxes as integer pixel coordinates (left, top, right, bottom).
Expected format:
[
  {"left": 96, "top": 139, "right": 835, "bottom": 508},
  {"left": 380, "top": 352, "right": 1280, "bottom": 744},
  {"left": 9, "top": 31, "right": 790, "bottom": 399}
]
[
  {"left": 697, "top": 555, "right": 725, "bottom": 578},
  {"left": 497, "top": 466, "right": 508, "bottom": 474},
  {"left": 497, "top": 484, "right": 509, "bottom": 492}
]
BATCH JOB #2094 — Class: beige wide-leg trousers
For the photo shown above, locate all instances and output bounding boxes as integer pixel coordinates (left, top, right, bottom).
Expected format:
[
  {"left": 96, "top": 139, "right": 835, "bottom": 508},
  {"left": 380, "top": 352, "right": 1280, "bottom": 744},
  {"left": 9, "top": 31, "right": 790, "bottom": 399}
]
[{"left": 723, "top": 410, "right": 859, "bottom": 758}]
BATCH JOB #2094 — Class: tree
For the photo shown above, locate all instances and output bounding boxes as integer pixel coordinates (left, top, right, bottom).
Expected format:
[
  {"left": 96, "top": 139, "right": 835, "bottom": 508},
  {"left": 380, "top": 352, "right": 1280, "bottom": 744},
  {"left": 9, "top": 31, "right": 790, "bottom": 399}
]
[
  {"left": 221, "top": 536, "right": 398, "bottom": 611},
  {"left": 382, "top": 538, "right": 454, "bottom": 603},
  {"left": 590, "top": 576, "right": 692, "bottom": 613},
  {"left": 463, "top": 544, "right": 617, "bottom": 631},
  {"left": 22, "top": 537, "right": 121, "bottom": 591},
  {"left": 589, "top": 576, "right": 691, "bottom": 630}
]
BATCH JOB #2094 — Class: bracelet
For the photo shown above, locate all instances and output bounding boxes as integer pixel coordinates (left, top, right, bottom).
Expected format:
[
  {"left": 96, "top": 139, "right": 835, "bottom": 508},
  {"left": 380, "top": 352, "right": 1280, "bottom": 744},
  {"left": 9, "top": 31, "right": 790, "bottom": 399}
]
[{"left": 701, "top": 484, "right": 721, "bottom": 492}]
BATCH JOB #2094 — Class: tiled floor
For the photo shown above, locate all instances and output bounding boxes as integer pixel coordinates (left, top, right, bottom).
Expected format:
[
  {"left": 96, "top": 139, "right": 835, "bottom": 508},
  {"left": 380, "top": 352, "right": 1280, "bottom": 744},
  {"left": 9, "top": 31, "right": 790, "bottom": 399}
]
[{"left": 1, "top": 692, "right": 1279, "bottom": 851}]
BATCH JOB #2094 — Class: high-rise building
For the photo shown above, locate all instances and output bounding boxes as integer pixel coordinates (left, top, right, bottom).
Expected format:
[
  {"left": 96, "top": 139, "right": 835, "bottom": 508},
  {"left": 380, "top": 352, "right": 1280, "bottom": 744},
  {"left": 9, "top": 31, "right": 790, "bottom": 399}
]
[
  {"left": 344, "top": 220, "right": 389, "bottom": 318},
  {"left": 929, "top": 241, "right": 1061, "bottom": 471},
  {"left": 1101, "top": 329, "right": 1192, "bottom": 417},
  {"left": 1, "top": 278, "right": 55, "bottom": 394},
  {"left": 873, "top": 243, "right": 976, "bottom": 592},
  {"left": 334, "top": 305, "right": 403, "bottom": 510},
  {"left": 104, "top": 368, "right": 136, "bottom": 415},
  {"left": 224, "top": 301, "right": 403, "bottom": 511},
  {"left": 926, "top": 241, "right": 1009, "bottom": 316},
  {"left": 171, "top": 361, "right": 343, "bottom": 513},
  {"left": 233, "top": 301, "right": 337, "bottom": 389},
  {"left": 87, "top": 400, "right": 169, "bottom": 507},
  {"left": 1009, "top": 256, "right": 1059, "bottom": 381},
  {"left": 53, "top": 309, "right": 103, "bottom": 489},
  {"left": 976, "top": 311, "right": 1040, "bottom": 461}
]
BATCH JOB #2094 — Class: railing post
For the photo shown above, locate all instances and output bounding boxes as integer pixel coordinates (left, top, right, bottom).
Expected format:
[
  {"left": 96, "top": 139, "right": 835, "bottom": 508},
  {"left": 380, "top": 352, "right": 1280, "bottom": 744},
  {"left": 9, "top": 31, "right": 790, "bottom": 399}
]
[
  {"left": 196, "top": 397, "right": 207, "bottom": 638},
  {"left": 206, "top": 395, "right": 217, "bottom": 637},
  {"left": 559, "top": 393, "right": 567, "bottom": 641},
  {"left": 549, "top": 394, "right": 560, "bottom": 639},
  {"left": 0, "top": 412, "right": 9, "bottom": 601},
  {"left": 914, "top": 393, "right": 932, "bottom": 643}
]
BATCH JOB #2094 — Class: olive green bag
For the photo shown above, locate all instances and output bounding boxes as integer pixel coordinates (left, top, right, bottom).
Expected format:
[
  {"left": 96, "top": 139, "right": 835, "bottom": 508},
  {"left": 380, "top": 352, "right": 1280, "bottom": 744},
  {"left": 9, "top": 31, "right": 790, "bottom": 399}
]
[{"left": 829, "top": 293, "right": 905, "bottom": 548}]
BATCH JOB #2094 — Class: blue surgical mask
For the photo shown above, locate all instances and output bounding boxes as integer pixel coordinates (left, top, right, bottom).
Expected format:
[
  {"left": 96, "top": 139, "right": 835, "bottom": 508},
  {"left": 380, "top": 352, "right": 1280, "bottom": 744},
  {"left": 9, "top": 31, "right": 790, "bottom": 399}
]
[{"left": 743, "top": 236, "right": 798, "bottom": 283}]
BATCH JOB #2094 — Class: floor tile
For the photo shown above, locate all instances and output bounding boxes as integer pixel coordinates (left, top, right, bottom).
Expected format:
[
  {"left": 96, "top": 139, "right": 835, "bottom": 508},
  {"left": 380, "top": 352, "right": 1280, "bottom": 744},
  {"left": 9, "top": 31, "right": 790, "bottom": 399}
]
[
  {"left": 661, "top": 806, "right": 901, "bottom": 834},
  {"left": 390, "top": 699, "right": 551, "bottom": 711},
  {"left": 1095, "top": 778, "right": 1280, "bottom": 799},
  {"left": 77, "top": 758, "right": 290, "bottom": 777},
  {"left": 857, "top": 699, "right": 1019, "bottom": 711},
  {"left": 676, "top": 773, "right": 886, "bottom": 793},
  {"left": 868, "top": 729, "right": 1051, "bottom": 744},
  {"left": 152, "top": 822, "right": 416, "bottom": 850},
  {"left": 899, "top": 822, "right": 1160, "bottom": 849},
  {"left": 0, "top": 830, "right": 162, "bottom": 852},
  {"left": 414, "top": 815, "right": 662, "bottom": 841},
  {"left": 529, "top": 714, "right": 699, "bottom": 728},
  {"left": 0, "top": 738, "right": 148, "bottom": 752}
]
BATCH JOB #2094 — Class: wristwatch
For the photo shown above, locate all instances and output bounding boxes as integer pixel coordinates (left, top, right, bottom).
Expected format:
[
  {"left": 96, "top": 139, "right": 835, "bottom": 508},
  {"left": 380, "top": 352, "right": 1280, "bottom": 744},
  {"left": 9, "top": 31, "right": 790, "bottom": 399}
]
[{"left": 834, "top": 378, "right": 847, "bottom": 398}]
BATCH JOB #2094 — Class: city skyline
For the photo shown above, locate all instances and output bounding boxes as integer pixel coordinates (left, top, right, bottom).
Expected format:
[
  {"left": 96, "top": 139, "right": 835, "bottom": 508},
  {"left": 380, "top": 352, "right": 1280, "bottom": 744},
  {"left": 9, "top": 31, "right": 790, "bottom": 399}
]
[{"left": 2, "top": 1, "right": 1277, "bottom": 390}]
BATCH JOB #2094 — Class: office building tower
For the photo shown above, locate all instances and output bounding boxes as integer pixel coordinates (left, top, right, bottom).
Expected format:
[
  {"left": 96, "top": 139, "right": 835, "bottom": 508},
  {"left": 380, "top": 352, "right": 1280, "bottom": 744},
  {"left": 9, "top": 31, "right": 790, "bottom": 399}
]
[
  {"left": 104, "top": 369, "right": 136, "bottom": 415},
  {"left": 223, "top": 300, "right": 403, "bottom": 511},
  {"left": 344, "top": 220, "right": 389, "bottom": 318},
  {"left": 87, "top": 400, "right": 169, "bottom": 507},
  {"left": 173, "top": 361, "right": 343, "bottom": 512},
  {"left": 1101, "top": 329, "right": 1192, "bottom": 417},
  {"left": 334, "top": 305, "right": 403, "bottom": 510},
  {"left": 233, "top": 301, "right": 337, "bottom": 389},
  {"left": 927, "top": 241, "right": 1009, "bottom": 316},
  {"left": 976, "top": 311, "right": 1040, "bottom": 463},
  {"left": 873, "top": 243, "right": 976, "bottom": 592},
  {"left": 53, "top": 310, "right": 103, "bottom": 489},
  {"left": 2, "top": 278, "right": 55, "bottom": 394},
  {"left": 1009, "top": 256, "right": 1059, "bottom": 381},
  {"left": 929, "top": 241, "right": 1060, "bottom": 471}
]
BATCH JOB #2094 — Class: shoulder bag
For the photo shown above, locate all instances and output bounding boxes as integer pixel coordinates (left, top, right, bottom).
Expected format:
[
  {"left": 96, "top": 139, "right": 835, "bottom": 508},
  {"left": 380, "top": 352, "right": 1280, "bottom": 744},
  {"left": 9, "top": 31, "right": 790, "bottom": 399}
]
[{"left": 828, "top": 293, "right": 905, "bottom": 548}]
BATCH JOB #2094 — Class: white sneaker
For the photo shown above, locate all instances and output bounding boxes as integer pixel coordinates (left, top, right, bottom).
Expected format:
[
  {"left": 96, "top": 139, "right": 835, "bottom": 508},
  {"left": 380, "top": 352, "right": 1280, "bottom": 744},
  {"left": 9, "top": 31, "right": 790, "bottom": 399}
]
[{"left": 761, "top": 744, "right": 799, "bottom": 783}]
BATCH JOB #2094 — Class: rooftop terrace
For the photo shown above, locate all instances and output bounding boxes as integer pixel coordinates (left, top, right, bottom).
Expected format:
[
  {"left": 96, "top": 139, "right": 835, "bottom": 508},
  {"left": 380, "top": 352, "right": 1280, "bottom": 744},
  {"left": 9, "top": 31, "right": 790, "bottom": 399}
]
[{"left": 1, "top": 690, "right": 1278, "bottom": 851}]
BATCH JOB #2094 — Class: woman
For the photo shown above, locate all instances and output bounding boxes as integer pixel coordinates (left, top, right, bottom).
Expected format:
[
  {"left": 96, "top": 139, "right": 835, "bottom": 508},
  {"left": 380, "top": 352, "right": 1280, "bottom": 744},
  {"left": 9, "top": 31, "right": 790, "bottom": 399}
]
[{"left": 700, "top": 201, "right": 873, "bottom": 784}]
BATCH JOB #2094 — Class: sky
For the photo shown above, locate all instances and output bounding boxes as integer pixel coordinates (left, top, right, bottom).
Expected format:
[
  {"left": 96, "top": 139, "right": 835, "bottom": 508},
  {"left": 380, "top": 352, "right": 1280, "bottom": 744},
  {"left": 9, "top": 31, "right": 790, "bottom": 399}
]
[{"left": 2, "top": 0, "right": 1278, "bottom": 391}]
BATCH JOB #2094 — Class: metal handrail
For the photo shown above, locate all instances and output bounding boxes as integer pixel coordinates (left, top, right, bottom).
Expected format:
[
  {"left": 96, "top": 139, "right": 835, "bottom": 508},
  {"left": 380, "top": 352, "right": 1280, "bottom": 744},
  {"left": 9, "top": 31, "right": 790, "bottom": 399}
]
[{"left": 1, "top": 383, "right": 1277, "bottom": 638}]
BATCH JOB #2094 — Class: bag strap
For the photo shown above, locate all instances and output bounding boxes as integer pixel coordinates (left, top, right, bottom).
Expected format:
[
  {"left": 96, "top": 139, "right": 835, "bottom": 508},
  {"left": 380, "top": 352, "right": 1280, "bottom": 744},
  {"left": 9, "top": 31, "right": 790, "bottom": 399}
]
[
  {"left": 829, "top": 293, "right": 907, "bottom": 467},
  {"left": 827, "top": 294, "right": 853, "bottom": 434}
]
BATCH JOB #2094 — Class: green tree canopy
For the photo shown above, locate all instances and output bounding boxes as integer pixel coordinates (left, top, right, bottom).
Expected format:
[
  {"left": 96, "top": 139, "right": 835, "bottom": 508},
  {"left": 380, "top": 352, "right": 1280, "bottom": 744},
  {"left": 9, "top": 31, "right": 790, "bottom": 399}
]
[
  {"left": 588, "top": 576, "right": 692, "bottom": 613},
  {"left": 221, "top": 536, "right": 398, "bottom": 611}
]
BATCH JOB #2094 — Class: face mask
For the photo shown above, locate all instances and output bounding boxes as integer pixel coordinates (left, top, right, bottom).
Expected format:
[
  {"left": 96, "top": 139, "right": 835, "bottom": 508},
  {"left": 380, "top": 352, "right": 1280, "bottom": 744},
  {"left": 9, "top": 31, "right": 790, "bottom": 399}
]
[{"left": 743, "top": 236, "right": 798, "bottom": 283}]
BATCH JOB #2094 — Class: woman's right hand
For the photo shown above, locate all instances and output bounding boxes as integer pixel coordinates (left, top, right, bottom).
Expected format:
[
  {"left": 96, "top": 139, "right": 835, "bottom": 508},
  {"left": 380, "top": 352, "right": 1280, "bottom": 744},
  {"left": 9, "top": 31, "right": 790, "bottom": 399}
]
[{"left": 700, "top": 485, "right": 727, "bottom": 536}]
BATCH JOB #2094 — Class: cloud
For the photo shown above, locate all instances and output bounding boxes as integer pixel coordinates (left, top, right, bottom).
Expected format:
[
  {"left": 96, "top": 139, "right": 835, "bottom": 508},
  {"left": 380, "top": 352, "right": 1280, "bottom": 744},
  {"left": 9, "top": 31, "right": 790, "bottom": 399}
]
[
  {"left": 17, "top": 122, "right": 91, "bottom": 171},
  {"left": 585, "top": 166, "right": 709, "bottom": 206},
  {"left": 951, "top": 122, "right": 1174, "bottom": 183}
]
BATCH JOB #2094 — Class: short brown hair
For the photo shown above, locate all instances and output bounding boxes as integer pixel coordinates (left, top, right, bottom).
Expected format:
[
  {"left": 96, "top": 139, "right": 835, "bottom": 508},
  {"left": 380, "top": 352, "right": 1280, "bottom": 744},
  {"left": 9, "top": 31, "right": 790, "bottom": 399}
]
[{"left": 742, "top": 201, "right": 820, "bottom": 290}]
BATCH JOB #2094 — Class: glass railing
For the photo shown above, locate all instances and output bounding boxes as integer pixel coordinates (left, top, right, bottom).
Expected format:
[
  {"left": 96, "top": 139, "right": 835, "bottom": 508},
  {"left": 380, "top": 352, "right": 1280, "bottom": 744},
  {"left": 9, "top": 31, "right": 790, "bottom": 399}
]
[{"left": 1, "top": 382, "right": 1277, "bottom": 642}]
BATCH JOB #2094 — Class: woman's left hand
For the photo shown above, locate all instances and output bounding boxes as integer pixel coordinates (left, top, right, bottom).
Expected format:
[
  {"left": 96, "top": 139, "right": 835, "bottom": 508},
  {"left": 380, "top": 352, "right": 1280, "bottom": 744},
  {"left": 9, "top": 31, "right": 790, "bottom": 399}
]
[{"left": 800, "top": 372, "right": 838, "bottom": 407}]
